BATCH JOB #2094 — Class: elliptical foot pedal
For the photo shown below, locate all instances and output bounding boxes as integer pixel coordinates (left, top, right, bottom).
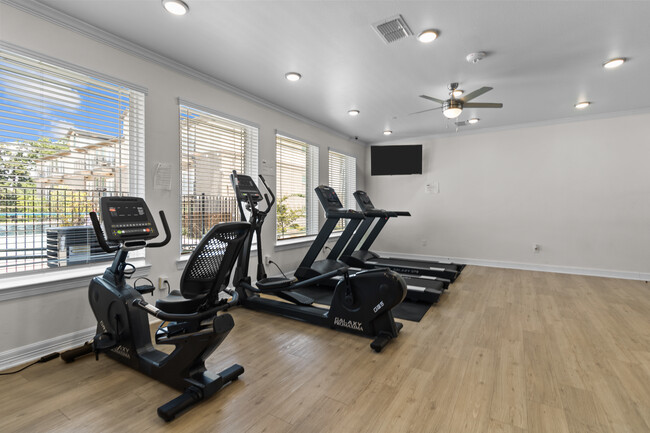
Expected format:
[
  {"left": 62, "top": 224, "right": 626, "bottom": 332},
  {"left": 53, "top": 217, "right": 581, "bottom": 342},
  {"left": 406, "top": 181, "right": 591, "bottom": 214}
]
[{"left": 277, "top": 290, "right": 314, "bottom": 306}]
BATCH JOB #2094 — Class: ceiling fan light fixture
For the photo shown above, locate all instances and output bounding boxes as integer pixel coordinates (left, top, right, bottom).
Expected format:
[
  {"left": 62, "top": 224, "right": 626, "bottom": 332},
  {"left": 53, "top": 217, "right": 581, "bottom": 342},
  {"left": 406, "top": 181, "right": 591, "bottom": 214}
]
[
  {"left": 574, "top": 101, "right": 591, "bottom": 109},
  {"left": 348, "top": 109, "right": 360, "bottom": 116},
  {"left": 162, "top": 0, "right": 189, "bottom": 15},
  {"left": 452, "top": 89, "right": 464, "bottom": 98},
  {"left": 383, "top": 130, "right": 393, "bottom": 135},
  {"left": 468, "top": 118, "right": 480, "bottom": 124},
  {"left": 285, "top": 72, "right": 302, "bottom": 81},
  {"left": 443, "top": 100, "right": 463, "bottom": 118},
  {"left": 603, "top": 58, "right": 626, "bottom": 69},
  {"left": 417, "top": 29, "right": 438, "bottom": 43}
]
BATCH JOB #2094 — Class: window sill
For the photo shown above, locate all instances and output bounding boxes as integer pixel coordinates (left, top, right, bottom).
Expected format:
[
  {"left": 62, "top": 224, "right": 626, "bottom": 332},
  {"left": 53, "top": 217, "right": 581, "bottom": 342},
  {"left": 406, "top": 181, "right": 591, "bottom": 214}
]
[
  {"left": 0, "top": 259, "right": 151, "bottom": 302},
  {"left": 274, "top": 235, "right": 317, "bottom": 251}
]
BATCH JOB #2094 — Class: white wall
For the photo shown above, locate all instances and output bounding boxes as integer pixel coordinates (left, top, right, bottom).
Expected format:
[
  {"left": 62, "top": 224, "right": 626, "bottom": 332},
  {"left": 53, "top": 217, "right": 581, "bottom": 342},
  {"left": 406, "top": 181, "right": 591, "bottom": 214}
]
[
  {"left": 0, "top": 4, "right": 366, "bottom": 362},
  {"left": 366, "top": 113, "right": 650, "bottom": 278}
]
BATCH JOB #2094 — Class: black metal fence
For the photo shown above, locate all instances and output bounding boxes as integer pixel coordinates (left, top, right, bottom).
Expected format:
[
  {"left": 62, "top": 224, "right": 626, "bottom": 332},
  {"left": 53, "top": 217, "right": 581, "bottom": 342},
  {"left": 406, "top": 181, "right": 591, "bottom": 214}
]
[
  {"left": 181, "top": 194, "right": 239, "bottom": 253},
  {"left": 0, "top": 187, "right": 118, "bottom": 274}
]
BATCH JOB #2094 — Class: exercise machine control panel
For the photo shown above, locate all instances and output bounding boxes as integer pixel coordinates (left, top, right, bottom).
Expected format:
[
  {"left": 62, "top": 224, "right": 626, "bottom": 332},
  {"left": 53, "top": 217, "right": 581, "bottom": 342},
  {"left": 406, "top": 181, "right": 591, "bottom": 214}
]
[
  {"left": 100, "top": 196, "right": 159, "bottom": 241},
  {"left": 233, "top": 174, "right": 263, "bottom": 203},
  {"left": 315, "top": 185, "right": 363, "bottom": 219},
  {"left": 353, "top": 191, "right": 375, "bottom": 211}
]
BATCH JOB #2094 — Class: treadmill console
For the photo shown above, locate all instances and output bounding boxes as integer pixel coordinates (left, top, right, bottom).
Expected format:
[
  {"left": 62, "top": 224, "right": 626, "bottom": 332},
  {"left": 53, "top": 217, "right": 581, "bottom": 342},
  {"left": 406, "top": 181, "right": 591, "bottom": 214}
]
[
  {"left": 100, "top": 196, "right": 159, "bottom": 242},
  {"left": 234, "top": 174, "right": 263, "bottom": 203},
  {"left": 353, "top": 191, "right": 375, "bottom": 211},
  {"left": 315, "top": 185, "right": 344, "bottom": 210}
]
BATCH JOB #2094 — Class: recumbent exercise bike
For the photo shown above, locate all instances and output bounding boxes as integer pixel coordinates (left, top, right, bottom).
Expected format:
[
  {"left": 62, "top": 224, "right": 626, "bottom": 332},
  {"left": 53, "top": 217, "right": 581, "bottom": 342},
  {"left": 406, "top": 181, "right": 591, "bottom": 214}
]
[{"left": 61, "top": 196, "right": 249, "bottom": 421}]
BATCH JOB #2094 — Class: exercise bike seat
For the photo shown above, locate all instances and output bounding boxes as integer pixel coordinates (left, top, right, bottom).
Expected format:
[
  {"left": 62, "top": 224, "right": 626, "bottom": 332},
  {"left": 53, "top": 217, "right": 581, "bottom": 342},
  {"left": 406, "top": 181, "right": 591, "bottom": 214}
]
[
  {"left": 155, "top": 290, "right": 205, "bottom": 314},
  {"left": 255, "top": 276, "right": 297, "bottom": 292}
]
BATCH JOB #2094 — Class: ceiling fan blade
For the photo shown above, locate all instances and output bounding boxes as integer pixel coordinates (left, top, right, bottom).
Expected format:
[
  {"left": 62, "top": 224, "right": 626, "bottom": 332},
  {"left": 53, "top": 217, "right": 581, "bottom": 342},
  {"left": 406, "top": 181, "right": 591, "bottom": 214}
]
[
  {"left": 419, "top": 95, "right": 445, "bottom": 104},
  {"left": 461, "top": 87, "right": 493, "bottom": 102},
  {"left": 463, "top": 102, "right": 503, "bottom": 108},
  {"left": 409, "top": 107, "right": 442, "bottom": 115}
]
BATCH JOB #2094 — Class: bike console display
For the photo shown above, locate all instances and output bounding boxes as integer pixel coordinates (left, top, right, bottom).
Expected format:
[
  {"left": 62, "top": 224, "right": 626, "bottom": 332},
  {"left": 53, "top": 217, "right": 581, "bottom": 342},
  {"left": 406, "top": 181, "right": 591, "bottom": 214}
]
[{"left": 100, "top": 196, "right": 159, "bottom": 241}]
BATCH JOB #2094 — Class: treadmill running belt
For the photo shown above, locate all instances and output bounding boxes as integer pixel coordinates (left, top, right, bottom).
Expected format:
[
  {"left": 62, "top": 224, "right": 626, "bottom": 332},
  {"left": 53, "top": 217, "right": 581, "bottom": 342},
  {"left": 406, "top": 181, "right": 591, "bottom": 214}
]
[{"left": 291, "top": 287, "right": 432, "bottom": 322}]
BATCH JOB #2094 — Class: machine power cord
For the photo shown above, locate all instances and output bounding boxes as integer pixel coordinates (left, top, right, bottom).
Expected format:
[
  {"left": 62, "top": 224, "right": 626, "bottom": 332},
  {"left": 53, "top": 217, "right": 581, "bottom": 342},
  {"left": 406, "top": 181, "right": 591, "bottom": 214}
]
[
  {"left": 268, "top": 260, "right": 288, "bottom": 279},
  {"left": 0, "top": 352, "right": 60, "bottom": 375}
]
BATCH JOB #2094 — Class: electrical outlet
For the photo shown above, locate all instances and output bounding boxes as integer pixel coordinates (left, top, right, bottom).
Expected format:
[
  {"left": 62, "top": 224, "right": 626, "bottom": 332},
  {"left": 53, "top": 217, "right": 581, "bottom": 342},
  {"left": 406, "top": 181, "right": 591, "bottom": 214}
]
[
  {"left": 533, "top": 244, "right": 540, "bottom": 253},
  {"left": 264, "top": 255, "right": 271, "bottom": 265},
  {"left": 158, "top": 276, "right": 170, "bottom": 290}
]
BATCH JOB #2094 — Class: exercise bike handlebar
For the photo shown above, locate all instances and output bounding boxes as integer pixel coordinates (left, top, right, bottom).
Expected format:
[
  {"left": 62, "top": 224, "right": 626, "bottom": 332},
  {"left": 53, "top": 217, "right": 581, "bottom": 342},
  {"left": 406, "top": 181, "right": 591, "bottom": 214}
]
[
  {"left": 89, "top": 209, "right": 171, "bottom": 254},
  {"left": 131, "top": 290, "right": 239, "bottom": 322},
  {"left": 147, "top": 211, "right": 171, "bottom": 248},
  {"left": 89, "top": 211, "right": 119, "bottom": 254}
]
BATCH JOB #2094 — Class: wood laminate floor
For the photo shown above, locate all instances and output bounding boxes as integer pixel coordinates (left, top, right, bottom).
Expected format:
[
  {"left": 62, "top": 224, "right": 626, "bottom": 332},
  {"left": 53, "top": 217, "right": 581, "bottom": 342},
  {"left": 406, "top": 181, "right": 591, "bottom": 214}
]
[{"left": 1, "top": 266, "right": 649, "bottom": 432}]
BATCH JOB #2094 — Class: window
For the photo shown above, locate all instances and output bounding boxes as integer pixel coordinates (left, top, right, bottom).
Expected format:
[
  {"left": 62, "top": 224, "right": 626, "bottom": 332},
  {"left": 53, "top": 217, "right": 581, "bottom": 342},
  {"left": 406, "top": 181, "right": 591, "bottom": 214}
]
[
  {"left": 275, "top": 134, "right": 319, "bottom": 240},
  {"left": 180, "top": 102, "right": 258, "bottom": 253},
  {"left": 0, "top": 47, "right": 145, "bottom": 275},
  {"left": 328, "top": 150, "right": 357, "bottom": 231}
]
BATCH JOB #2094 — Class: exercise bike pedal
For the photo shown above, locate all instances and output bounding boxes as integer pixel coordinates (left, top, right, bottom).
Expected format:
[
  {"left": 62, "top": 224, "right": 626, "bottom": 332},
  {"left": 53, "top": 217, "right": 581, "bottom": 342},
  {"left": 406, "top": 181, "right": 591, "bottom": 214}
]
[
  {"left": 135, "top": 285, "right": 155, "bottom": 295},
  {"left": 93, "top": 332, "right": 117, "bottom": 353}
]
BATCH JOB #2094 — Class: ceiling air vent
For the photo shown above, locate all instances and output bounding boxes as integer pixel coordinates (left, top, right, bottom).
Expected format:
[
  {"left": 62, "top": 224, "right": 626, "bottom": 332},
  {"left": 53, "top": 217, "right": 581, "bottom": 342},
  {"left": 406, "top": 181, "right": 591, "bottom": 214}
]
[{"left": 372, "top": 14, "right": 413, "bottom": 44}]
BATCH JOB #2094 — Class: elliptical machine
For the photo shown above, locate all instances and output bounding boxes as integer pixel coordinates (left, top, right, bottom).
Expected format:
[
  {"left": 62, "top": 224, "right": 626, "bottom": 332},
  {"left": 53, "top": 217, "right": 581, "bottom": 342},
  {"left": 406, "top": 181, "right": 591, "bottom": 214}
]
[
  {"left": 61, "top": 196, "right": 250, "bottom": 421},
  {"left": 230, "top": 171, "right": 407, "bottom": 352}
]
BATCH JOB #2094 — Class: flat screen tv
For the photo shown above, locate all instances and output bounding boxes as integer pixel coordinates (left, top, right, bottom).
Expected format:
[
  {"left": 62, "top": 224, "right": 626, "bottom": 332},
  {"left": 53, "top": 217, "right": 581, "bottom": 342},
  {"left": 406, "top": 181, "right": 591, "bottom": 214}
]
[{"left": 371, "top": 144, "right": 422, "bottom": 176}]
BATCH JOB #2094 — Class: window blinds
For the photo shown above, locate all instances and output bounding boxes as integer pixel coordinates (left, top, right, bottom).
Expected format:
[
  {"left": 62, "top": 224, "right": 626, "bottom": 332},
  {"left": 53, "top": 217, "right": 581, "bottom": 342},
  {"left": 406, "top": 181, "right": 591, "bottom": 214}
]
[
  {"left": 0, "top": 48, "right": 145, "bottom": 274},
  {"left": 275, "top": 134, "right": 318, "bottom": 240},
  {"left": 328, "top": 150, "right": 357, "bottom": 231},
  {"left": 180, "top": 103, "right": 258, "bottom": 253}
]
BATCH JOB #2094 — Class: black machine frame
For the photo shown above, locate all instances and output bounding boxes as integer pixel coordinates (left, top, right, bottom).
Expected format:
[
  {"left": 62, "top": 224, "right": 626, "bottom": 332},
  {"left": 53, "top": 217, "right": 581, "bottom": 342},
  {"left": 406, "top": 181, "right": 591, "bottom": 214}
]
[
  {"left": 61, "top": 196, "right": 249, "bottom": 421},
  {"left": 230, "top": 171, "right": 407, "bottom": 352}
]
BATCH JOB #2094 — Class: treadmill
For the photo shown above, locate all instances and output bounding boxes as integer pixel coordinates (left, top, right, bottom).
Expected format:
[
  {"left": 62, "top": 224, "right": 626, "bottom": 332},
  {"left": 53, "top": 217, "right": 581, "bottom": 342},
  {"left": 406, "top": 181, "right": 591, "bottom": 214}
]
[
  {"left": 298, "top": 185, "right": 445, "bottom": 304},
  {"left": 340, "top": 191, "right": 464, "bottom": 283},
  {"left": 293, "top": 185, "right": 364, "bottom": 285}
]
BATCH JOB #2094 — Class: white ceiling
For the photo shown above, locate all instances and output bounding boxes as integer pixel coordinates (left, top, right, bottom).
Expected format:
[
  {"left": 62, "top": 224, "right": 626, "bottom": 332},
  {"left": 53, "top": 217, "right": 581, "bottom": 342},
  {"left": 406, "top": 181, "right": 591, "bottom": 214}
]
[{"left": 28, "top": 0, "right": 650, "bottom": 143}]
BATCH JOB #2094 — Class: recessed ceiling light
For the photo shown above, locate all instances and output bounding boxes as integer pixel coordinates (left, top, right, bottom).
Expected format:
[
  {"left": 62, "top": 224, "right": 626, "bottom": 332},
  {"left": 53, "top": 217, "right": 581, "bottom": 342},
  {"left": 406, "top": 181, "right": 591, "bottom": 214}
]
[
  {"left": 162, "top": 0, "right": 189, "bottom": 15},
  {"left": 468, "top": 118, "right": 480, "bottom": 124},
  {"left": 383, "top": 130, "right": 393, "bottom": 135},
  {"left": 575, "top": 101, "right": 591, "bottom": 109},
  {"left": 348, "top": 110, "right": 360, "bottom": 116},
  {"left": 417, "top": 29, "right": 438, "bottom": 43},
  {"left": 452, "top": 89, "right": 464, "bottom": 98},
  {"left": 603, "top": 58, "right": 626, "bottom": 69},
  {"left": 285, "top": 72, "right": 302, "bottom": 81}
]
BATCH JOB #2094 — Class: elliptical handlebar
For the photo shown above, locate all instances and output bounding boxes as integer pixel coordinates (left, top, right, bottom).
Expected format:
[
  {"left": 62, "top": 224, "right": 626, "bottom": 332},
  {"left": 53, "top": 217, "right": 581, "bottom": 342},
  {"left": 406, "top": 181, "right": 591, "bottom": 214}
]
[{"left": 258, "top": 174, "right": 276, "bottom": 212}]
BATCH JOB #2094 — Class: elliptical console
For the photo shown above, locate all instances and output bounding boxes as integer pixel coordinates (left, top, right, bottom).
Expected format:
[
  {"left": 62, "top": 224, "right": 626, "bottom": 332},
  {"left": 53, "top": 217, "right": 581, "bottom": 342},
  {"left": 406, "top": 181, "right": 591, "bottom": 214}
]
[{"left": 61, "top": 196, "right": 250, "bottom": 421}]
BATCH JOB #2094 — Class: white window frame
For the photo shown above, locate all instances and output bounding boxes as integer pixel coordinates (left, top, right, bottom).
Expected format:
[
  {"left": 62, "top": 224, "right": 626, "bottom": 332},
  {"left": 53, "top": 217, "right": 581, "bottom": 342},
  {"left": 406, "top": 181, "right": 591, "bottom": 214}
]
[
  {"left": 0, "top": 43, "right": 146, "bottom": 279},
  {"left": 328, "top": 149, "right": 357, "bottom": 232},
  {"left": 179, "top": 100, "right": 258, "bottom": 254},
  {"left": 275, "top": 133, "right": 319, "bottom": 242}
]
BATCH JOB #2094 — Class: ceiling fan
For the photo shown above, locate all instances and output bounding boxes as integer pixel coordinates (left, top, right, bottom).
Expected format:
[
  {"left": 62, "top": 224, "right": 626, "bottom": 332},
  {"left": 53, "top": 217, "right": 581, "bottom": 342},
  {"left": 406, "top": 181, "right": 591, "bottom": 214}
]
[{"left": 413, "top": 83, "right": 503, "bottom": 119}]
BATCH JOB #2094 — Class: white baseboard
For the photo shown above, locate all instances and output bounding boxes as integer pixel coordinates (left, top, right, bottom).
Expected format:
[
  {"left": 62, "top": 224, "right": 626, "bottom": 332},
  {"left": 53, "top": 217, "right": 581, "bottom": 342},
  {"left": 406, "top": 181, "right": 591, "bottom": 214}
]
[
  {"left": 0, "top": 326, "right": 95, "bottom": 371},
  {"left": 374, "top": 251, "right": 650, "bottom": 281}
]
